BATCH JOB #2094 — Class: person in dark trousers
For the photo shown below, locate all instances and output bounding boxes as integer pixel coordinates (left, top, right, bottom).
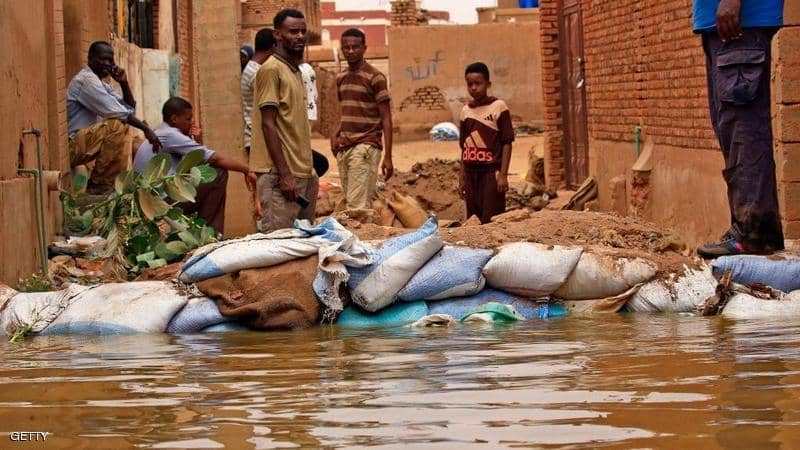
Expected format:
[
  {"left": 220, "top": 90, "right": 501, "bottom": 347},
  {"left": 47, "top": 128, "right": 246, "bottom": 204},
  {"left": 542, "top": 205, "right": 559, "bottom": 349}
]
[
  {"left": 134, "top": 97, "right": 258, "bottom": 234},
  {"left": 458, "top": 62, "right": 514, "bottom": 224},
  {"left": 694, "top": 0, "right": 785, "bottom": 258}
]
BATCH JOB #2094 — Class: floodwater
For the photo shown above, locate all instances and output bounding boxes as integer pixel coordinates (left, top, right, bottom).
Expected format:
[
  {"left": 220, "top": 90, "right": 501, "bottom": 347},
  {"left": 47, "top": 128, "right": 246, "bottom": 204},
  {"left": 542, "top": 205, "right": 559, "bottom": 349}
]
[{"left": 2, "top": 315, "right": 800, "bottom": 449}]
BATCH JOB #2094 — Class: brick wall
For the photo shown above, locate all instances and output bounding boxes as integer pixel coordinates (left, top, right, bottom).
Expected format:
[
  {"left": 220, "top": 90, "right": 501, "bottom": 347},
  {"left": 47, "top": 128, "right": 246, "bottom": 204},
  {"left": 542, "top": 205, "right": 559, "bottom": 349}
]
[
  {"left": 240, "top": 0, "right": 321, "bottom": 45},
  {"left": 390, "top": 0, "right": 427, "bottom": 26},
  {"left": 176, "top": 0, "right": 195, "bottom": 105},
  {"left": 774, "top": 17, "right": 800, "bottom": 237},
  {"left": 538, "top": 0, "right": 564, "bottom": 187},
  {"left": 399, "top": 86, "right": 447, "bottom": 112}
]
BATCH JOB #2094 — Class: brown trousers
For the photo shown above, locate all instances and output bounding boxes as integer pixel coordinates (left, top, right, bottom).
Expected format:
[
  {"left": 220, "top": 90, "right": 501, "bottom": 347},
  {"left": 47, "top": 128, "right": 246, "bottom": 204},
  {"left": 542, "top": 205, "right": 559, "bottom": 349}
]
[
  {"left": 256, "top": 172, "right": 319, "bottom": 232},
  {"left": 69, "top": 119, "right": 133, "bottom": 188}
]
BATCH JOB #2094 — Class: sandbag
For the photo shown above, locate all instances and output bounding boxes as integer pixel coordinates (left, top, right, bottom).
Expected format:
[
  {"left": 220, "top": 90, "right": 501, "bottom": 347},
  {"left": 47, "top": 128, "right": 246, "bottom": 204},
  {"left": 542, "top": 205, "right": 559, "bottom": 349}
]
[
  {"left": 397, "top": 246, "right": 493, "bottom": 301},
  {"left": 409, "top": 314, "right": 456, "bottom": 328},
  {"left": 197, "top": 256, "right": 321, "bottom": 331},
  {"left": 721, "top": 291, "right": 800, "bottom": 319},
  {"left": 553, "top": 252, "right": 656, "bottom": 300},
  {"left": 561, "top": 284, "right": 640, "bottom": 314},
  {"left": 348, "top": 217, "right": 443, "bottom": 312},
  {"left": 388, "top": 191, "right": 428, "bottom": 229},
  {"left": 427, "top": 289, "right": 567, "bottom": 320},
  {"left": 712, "top": 255, "right": 800, "bottom": 293},
  {"left": 429, "top": 122, "right": 459, "bottom": 141},
  {"left": 0, "top": 284, "right": 85, "bottom": 336},
  {"left": 166, "top": 296, "right": 230, "bottom": 333},
  {"left": 180, "top": 219, "right": 355, "bottom": 283},
  {"left": 462, "top": 302, "right": 525, "bottom": 323},
  {"left": 40, "top": 281, "right": 189, "bottom": 334},
  {"left": 337, "top": 301, "right": 428, "bottom": 328},
  {"left": 483, "top": 243, "right": 583, "bottom": 297},
  {"left": 202, "top": 322, "right": 251, "bottom": 332},
  {"left": 624, "top": 266, "right": 717, "bottom": 313}
]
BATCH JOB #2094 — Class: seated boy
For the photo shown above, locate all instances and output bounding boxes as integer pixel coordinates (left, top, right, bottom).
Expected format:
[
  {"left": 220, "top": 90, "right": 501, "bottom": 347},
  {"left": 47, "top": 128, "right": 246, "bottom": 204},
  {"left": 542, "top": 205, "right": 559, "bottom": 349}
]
[
  {"left": 134, "top": 97, "right": 258, "bottom": 234},
  {"left": 458, "top": 62, "right": 515, "bottom": 224}
]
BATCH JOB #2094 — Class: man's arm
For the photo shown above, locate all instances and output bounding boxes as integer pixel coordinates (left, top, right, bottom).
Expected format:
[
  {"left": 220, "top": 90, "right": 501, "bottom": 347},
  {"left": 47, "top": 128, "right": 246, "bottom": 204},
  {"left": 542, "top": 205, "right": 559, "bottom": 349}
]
[
  {"left": 126, "top": 116, "right": 162, "bottom": 152},
  {"left": 208, "top": 153, "right": 258, "bottom": 192},
  {"left": 378, "top": 101, "right": 393, "bottom": 180},
  {"left": 716, "top": 0, "right": 742, "bottom": 42},
  {"left": 261, "top": 106, "right": 299, "bottom": 201}
]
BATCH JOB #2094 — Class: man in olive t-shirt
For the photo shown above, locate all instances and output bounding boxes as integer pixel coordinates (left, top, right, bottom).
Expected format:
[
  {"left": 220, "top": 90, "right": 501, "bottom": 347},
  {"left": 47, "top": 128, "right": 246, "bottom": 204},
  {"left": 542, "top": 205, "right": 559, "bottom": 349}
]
[{"left": 251, "top": 9, "right": 317, "bottom": 232}]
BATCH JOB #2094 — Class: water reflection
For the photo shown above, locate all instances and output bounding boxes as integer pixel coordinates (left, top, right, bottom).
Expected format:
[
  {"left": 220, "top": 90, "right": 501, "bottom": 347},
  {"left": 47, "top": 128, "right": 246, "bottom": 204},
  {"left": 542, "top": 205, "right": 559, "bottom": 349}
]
[{"left": 1, "top": 316, "right": 800, "bottom": 448}]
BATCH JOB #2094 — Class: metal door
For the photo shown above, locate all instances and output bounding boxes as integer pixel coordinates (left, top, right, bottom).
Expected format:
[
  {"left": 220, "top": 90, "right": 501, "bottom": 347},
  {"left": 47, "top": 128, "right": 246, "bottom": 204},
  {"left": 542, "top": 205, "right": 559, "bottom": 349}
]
[{"left": 560, "top": 0, "right": 589, "bottom": 187}]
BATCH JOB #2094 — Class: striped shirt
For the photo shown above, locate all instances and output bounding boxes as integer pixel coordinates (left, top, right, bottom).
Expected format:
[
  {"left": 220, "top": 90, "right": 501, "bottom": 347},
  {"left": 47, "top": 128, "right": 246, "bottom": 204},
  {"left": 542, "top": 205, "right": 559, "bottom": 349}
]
[
  {"left": 336, "top": 61, "right": 390, "bottom": 152},
  {"left": 241, "top": 59, "right": 261, "bottom": 149}
]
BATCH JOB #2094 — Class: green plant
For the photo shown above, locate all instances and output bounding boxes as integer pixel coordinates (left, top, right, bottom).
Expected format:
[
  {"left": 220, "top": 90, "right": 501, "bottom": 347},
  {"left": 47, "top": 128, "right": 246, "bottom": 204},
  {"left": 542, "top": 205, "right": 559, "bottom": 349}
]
[
  {"left": 17, "top": 273, "right": 54, "bottom": 292},
  {"left": 61, "top": 150, "right": 219, "bottom": 274}
]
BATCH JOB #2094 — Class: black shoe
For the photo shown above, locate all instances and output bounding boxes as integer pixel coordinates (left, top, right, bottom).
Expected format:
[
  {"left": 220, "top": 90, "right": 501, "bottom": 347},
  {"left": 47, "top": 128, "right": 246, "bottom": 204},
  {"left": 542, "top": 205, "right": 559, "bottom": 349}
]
[{"left": 697, "top": 238, "right": 772, "bottom": 259}]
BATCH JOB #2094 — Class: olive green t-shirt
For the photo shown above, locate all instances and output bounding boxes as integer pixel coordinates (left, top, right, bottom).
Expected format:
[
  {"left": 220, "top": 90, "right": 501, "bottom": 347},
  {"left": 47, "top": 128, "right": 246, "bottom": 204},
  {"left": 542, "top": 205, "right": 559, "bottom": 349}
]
[{"left": 250, "top": 53, "right": 313, "bottom": 178}]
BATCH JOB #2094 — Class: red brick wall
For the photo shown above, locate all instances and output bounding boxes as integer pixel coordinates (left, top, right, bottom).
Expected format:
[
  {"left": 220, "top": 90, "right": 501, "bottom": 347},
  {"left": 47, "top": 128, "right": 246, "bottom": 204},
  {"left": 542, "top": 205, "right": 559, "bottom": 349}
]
[
  {"left": 538, "top": 0, "right": 565, "bottom": 187},
  {"left": 176, "top": 0, "right": 194, "bottom": 104},
  {"left": 539, "top": 0, "right": 716, "bottom": 187}
]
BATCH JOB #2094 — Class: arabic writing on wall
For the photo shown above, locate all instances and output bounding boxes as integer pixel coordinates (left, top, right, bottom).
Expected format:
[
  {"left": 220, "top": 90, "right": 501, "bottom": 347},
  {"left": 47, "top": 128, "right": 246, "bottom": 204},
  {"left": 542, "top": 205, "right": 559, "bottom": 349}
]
[{"left": 405, "top": 50, "right": 445, "bottom": 81}]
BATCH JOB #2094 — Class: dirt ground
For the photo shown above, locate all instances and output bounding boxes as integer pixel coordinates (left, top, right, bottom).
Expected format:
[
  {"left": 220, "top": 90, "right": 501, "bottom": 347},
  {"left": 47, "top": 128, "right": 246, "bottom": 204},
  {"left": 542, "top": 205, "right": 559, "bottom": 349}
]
[{"left": 312, "top": 135, "right": 541, "bottom": 185}]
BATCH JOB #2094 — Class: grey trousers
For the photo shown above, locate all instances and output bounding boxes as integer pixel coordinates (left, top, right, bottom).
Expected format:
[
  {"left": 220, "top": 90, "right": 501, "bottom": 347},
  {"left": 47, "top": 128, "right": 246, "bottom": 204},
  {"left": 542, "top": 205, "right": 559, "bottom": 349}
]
[{"left": 702, "top": 28, "right": 784, "bottom": 250}]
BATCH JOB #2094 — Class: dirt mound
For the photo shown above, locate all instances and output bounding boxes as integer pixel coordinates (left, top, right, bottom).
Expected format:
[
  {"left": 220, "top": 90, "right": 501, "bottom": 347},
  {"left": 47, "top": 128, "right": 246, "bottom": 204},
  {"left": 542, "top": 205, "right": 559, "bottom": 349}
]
[
  {"left": 349, "top": 209, "right": 697, "bottom": 276},
  {"left": 384, "top": 158, "right": 464, "bottom": 220}
]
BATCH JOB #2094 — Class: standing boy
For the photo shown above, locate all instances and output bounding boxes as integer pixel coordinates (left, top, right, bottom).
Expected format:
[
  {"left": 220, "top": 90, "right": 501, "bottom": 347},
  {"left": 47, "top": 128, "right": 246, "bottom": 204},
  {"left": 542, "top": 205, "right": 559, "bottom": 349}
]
[
  {"left": 332, "top": 28, "right": 393, "bottom": 210},
  {"left": 459, "top": 62, "right": 514, "bottom": 224}
]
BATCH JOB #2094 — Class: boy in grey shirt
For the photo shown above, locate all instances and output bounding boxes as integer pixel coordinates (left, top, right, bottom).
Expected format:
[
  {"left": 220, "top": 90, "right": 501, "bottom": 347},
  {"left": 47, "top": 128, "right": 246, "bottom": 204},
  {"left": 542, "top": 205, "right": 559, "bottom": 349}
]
[{"left": 135, "top": 97, "right": 258, "bottom": 234}]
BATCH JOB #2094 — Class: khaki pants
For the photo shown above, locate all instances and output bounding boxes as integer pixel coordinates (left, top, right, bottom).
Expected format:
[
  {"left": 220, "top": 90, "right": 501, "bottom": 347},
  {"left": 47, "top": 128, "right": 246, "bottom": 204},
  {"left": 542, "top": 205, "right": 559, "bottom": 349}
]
[
  {"left": 336, "top": 143, "right": 381, "bottom": 210},
  {"left": 256, "top": 172, "right": 319, "bottom": 232},
  {"left": 69, "top": 119, "right": 133, "bottom": 188}
]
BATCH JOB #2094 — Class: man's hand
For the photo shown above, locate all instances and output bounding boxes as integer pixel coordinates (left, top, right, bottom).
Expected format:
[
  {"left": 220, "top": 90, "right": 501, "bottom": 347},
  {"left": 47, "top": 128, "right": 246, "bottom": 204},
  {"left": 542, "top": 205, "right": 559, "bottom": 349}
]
[
  {"left": 716, "top": 0, "right": 742, "bottom": 42},
  {"left": 190, "top": 124, "right": 203, "bottom": 143},
  {"left": 458, "top": 171, "right": 466, "bottom": 199},
  {"left": 381, "top": 157, "right": 394, "bottom": 181},
  {"left": 244, "top": 171, "right": 258, "bottom": 192},
  {"left": 145, "top": 129, "right": 162, "bottom": 152},
  {"left": 496, "top": 172, "right": 509, "bottom": 193},
  {"left": 111, "top": 66, "right": 128, "bottom": 84},
  {"left": 278, "top": 172, "right": 299, "bottom": 202}
]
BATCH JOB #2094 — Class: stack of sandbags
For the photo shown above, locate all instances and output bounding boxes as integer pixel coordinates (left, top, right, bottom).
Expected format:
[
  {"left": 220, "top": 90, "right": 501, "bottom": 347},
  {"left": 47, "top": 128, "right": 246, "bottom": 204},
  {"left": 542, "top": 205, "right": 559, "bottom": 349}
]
[{"left": 0, "top": 281, "right": 193, "bottom": 335}]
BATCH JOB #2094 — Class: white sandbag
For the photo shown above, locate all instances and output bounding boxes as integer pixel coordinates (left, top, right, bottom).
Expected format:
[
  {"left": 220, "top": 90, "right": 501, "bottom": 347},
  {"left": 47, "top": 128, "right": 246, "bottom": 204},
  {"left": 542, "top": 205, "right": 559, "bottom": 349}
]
[
  {"left": 166, "top": 296, "right": 230, "bottom": 333},
  {"left": 41, "top": 281, "right": 190, "bottom": 334},
  {"left": 0, "top": 284, "right": 86, "bottom": 336},
  {"left": 180, "top": 218, "right": 358, "bottom": 283},
  {"left": 554, "top": 252, "right": 656, "bottom": 300},
  {"left": 397, "top": 246, "right": 493, "bottom": 301},
  {"left": 721, "top": 291, "right": 800, "bottom": 319},
  {"left": 348, "top": 217, "right": 443, "bottom": 312},
  {"left": 482, "top": 242, "right": 583, "bottom": 297},
  {"left": 624, "top": 265, "right": 717, "bottom": 313}
]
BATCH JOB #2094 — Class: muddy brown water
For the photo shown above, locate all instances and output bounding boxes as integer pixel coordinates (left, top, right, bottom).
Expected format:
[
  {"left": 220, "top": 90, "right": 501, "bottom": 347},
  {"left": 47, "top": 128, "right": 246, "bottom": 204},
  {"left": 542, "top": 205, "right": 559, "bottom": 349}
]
[{"left": 2, "top": 315, "right": 800, "bottom": 448}]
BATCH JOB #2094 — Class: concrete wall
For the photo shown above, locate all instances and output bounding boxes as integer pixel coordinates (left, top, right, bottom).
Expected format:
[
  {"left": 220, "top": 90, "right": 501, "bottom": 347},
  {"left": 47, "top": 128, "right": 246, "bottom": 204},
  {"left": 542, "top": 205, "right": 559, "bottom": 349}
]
[
  {"left": 388, "top": 23, "right": 544, "bottom": 139},
  {"left": 193, "top": 0, "right": 255, "bottom": 237},
  {"left": 0, "top": 0, "right": 70, "bottom": 284}
]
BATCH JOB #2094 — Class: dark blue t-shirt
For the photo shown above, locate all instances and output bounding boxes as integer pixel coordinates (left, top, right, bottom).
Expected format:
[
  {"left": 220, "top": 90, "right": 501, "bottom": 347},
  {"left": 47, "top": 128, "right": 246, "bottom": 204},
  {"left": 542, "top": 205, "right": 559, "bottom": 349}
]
[{"left": 693, "top": 0, "right": 784, "bottom": 32}]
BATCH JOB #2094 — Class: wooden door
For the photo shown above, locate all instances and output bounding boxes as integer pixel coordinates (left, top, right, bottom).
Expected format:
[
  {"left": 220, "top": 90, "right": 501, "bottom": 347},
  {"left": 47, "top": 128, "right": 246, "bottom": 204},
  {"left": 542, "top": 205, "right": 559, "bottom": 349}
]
[{"left": 560, "top": 0, "right": 589, "bottom": 188}]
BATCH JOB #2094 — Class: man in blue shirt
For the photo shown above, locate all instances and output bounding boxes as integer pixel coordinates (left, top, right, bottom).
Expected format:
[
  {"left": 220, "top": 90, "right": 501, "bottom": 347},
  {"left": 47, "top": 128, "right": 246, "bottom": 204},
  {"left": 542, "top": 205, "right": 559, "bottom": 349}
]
[
  {"left": 134, "top": 97, "right": 258, "bottom": 234},
  {"left": 693, "top": 0, "right": 785, "bottom": 258},
  {"left": 67, "top": 41, "right": 161, "bottom": 193}
]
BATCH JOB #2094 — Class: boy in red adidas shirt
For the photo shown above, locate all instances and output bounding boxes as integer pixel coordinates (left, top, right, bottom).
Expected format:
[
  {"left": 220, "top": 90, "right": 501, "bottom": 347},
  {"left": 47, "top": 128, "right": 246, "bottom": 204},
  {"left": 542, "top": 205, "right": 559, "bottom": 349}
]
[{"left": 458, "top": 62, "right": 515, "bottom": 224}]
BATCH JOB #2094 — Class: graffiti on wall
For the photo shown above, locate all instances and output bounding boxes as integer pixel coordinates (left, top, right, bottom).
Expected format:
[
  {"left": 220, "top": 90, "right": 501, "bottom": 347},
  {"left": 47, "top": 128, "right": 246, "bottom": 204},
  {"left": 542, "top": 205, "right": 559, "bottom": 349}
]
[{"left": 405, "top": 50, "right": 445, "bottom": 81}]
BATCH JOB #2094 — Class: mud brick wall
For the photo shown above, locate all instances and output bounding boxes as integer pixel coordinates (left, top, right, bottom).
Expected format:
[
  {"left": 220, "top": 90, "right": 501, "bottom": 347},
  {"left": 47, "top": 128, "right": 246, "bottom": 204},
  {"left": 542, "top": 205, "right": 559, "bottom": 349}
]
[
  {"left": 774, "top": 4, "right": 800, "bottom": 237},
  {"left": 390, "top": 0, "right": 427, "bottom": 26},
  {"left": 239, "top": 0, "right": 321, "bottom": 45},
  {"left": 538, "top": 0, "right": 564, "bottom": 188},
  {"left": 399, "top": 86, "right": 447, "bottom": 112}
]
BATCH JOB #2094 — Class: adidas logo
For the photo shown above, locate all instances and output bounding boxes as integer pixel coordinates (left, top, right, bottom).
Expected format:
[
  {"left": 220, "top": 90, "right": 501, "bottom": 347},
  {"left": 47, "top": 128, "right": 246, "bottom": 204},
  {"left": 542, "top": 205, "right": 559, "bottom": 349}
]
[{"left": 484, "top": 114, "right": 495, "bottom": 122}]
